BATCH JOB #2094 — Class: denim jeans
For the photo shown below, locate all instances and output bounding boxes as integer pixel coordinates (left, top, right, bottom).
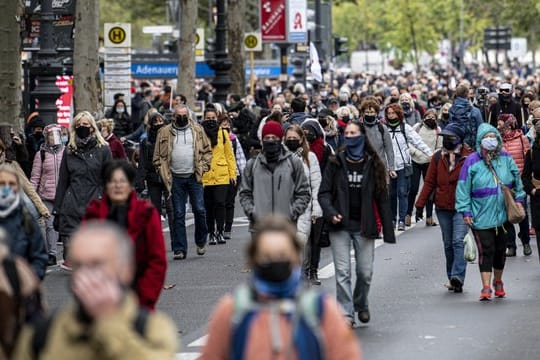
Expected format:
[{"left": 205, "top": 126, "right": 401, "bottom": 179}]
[
  {"left": 436, "top": 209, "right": 468, "bottom": 283},
  {"left": 171, "top": 174, "right": 208, "bottom": 253},
  {"left": 330, "top": 230, "right": 375, "bottom": 321},
  {"left": 390, "top": 169, "right": 410, "bottom": 223}
]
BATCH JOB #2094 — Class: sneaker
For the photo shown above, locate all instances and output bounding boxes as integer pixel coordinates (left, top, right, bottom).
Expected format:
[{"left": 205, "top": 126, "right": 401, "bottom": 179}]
[
  {"left": 506, "top": 248, "right": 516, "bottom": 257},
  {"left": 310, "top": 272, "right": 321, "bottom": 286},
  {"left": 529, "top": 228, "right": 536, "bottom": 236},
  {"left": 426, "top": 217, "right": 438, "bottom": 226},
  {"left": 208, "top": 233, "right": 217, "bottom": 245},
  {"left": 397, "top": 221, "right": 405, "bottom": 231},
  {"left": 450, "top": 277, "right": 463, "bottom": 293},
  {"left": 479, "top": 286, "right": 492, "bottom": 301},
  {"left": 358, "top": 310, "right": 370, "bottom": 324},
  {"left": 173, "top": 251, "right": 186, "bottom": 260},
  {"left": 196, "top": 246, "right": 207, "bottom": 256},
  {"left": 493, "top": 280, "right": 506, "bottom": 298},
  {"left": 60, "top": 260, "right": 72, "bottom": 272},
  {"left": 47, "top": 255, "right": 57, "bottom": 267},
  {"left": 216, "top": 232, "right": 227, "bottom": 244},
  {"left": 404, "top": 215, "right": 411, "bottom": 227},
  {"left": 523, "top": 244, "right": 532, "bottom": 256},
  {"left": 223, "top": 231, "right": 231, "bottom": 240}
]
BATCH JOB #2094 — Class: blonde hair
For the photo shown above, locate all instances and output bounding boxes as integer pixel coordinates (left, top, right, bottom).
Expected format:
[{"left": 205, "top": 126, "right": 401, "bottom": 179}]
[
  {"left": 0, "top": 164, "right": 21, "bottom": 187},
  {"left": 439, "top": 102, "right": 452, "bottom": 120},
  {"left": 96, "top": 119, "right": 114, "bottom": 134},
  {"left": 69, "top": 111, "right": 107, "bottom": 149},
  {"left": 399, "top": 92, "right": 414, "bottom": 105}
]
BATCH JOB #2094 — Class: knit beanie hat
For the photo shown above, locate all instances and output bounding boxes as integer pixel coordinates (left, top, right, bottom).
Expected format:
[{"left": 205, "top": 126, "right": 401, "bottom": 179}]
[{"left": 262, "top": 121, "right": 284, "bottom": 139}]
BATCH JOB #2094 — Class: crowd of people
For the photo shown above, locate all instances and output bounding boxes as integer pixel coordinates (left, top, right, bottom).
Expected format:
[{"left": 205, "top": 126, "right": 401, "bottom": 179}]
[{"left": 2, "top": 65, "right": 540, "bottom": 358}]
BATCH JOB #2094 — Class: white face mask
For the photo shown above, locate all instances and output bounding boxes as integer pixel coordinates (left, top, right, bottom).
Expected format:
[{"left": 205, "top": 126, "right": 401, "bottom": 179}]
[
  {"left": 116, "top": 108, "right": 125, "bottom": 114},
  {"left": 481, "top": 137, "right": 499, "bottom": 151}
]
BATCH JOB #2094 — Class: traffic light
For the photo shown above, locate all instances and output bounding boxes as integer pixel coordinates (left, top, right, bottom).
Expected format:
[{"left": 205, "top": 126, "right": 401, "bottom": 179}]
[
  {"left": 205, "top": 38, "right": 216, "bottom": 58},
  {"left": 290, "top": 54, "right": 306, "bottom": 83},
  {"left": 334, "top": 36, "right": 348, "bottom": 57},
  {"left": 163, "top": 39, "right": 177, "bottom": 54}
]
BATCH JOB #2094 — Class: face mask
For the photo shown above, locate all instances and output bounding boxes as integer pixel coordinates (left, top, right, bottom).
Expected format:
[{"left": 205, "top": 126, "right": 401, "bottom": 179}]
[
  {"left": 285, "top": 139, "right": 301, "bottom": 152},
  {"left": 363, "top": 115, "right": 377, "bottom": 126},
  {"left": 33, "top": 131, "right": 43, "bottom": 139},
  {"left": 61, "top": 135, "right": 69, "bottom": 145},
  {"left": 318, "top": 117, "right": 328, "bottom": 128},
  {"left": 202, "top": 120, "right": 218, "bottom": 131},
  {"left": 390, "top": 97, "right": 399, "bottom": 104},
  {"left": 499, "top": 93, "right": 511, "bottom": 103},
  {"left": 149, "top": 124, "right": 163, "bottom": 139},
  {"left": 442, "top": 113, "right": 450, "bottom": 120},
  {"left": 402, "top": 102, "right": 411, "bottom": 114},
  {"left": 481, "top": 137, "right": 499, "bottom": 151},
  {"left": 341, "top": 115, "right": 350, "bottom": 123},
  {"left": 388, "top": 119, "right": 400, "bottom": 128},
  {"left": 320, "top": 91, "right": 328, "bottom": 97},
  {"left": 253, "top": 265, "right": 301, "bottom": 299},
  {"left": 424, "top": 118, "right": 437, "bottom": 129},
  {"left": 305, "top": 131, "right": 317, "bottom": 144},
  {"left": 262, "top": 140, "right": 282, "bottom": 162},
  {"left": 174, "top": 115, "right": 189, "bottom": 128},
  {"left": 75, "top": 126, "right": 91, "bottom": 139},
  {"left": 0, "top": 185, "right": 18, "bottom": 211},
  {"left": 442, "top": 136, "right": 460, "bottom": 151},
  {"left": 116, "top": 108, "right": 125, "bottom": 114},
  {"left": 344, "top": 135, "right": 365, "bottom": 161}
]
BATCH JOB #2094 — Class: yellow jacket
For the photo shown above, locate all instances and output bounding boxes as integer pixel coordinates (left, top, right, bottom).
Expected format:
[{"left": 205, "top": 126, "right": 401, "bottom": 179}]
[{"left": 202, "top": 128, "right": 237, "bottom": 186}]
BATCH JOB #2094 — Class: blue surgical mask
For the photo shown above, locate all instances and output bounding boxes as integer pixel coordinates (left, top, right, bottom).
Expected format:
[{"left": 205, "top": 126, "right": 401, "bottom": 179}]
[
  {"left": 0, "top": 185, "right": 18, "bottom": 211},
  {"left": 253, "top": 266, "right": 301, "bottom": 299},
  {"left": 116, "top": 107, "right": 125, "bottom": 114},
  {"left": 481, "top": 137, "right": 499, "bottom": 151},
  {"left": 344, "top": 135, "right": 365, "bottom": 161},
  {"left": 61, "top": 135, "right": 69, "bottom": 145}
]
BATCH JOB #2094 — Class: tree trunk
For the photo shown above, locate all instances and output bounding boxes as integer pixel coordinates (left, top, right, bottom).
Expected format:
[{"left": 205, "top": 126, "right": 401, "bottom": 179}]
[
  {"left": 73, "top": 0, "right": 100, "bottom": 115},
  {"left": 228, "top": 0, "right": 246, "bottom": 96},
  {"left": 0, "top": 0, "right": 23, "bottom": 128},
  {"left": 177, "top": 0, "right": 198, "bottom": 107}
]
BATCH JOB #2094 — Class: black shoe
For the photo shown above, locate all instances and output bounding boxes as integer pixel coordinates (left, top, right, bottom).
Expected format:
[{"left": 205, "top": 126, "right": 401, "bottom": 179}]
[
  {"left": 524, "top": 244, "right": 532, "bottom": 256},
  {"left": 47, "top": 255, "right": 57, "bottom": 267},
  {"left": 506, "top": 248, "right": 516, "bottom": 257},
  {"left": 358, "top": 310, "right": 370, "bottom": 324},
  {"left": 173, "top": 251, "right": 186, "bottom": 260},
  {"left": 223, "top": 231, "right": 231, "bottom": 240},
  {"left": 450, "top": 276, "right": 463, "bottom": 293},
  {"left": 208, "top": 233, "right": 217, "bottom": 245},
  {"left": 310, "top": 272, "right": 321, "bottom": 286},
  {"left": 217, "top": 232, "right": 227, "bottom": 244}
]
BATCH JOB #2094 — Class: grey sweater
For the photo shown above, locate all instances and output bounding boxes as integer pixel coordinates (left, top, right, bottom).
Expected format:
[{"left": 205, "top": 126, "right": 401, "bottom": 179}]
[
  {"left": 170, "top": 126, "right": 194, "bottom": 176},
  {"left": 364, "top": 123, "right": 396, "bottom": 171}
]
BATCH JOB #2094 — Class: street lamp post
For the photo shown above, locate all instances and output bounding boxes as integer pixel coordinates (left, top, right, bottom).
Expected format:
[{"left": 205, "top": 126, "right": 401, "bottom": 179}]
[
  {"left": 210, "top": 0, "right": 232, "bottom": 103},
  {"left": 31, "top": 0, "right": 62, "bottom": 126}
]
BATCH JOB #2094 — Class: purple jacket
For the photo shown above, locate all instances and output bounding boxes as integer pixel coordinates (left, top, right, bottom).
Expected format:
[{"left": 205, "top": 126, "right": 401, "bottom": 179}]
[{"left": 30, "top": 145, "right": 65, "bottom": 201}]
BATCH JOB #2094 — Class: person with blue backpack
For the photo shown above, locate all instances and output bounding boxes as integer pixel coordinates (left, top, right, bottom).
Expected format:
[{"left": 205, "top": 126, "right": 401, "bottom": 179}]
[
  {"left": 201, "top": 215, "right": 361, "bottom": 360},
  {"left": 449, "top": 84, "right": 484, "bottom": 150}
]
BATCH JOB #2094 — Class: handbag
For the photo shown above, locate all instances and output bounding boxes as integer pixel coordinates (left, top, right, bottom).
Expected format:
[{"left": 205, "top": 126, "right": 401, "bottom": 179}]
[{"left": 489, "top": 167, "right": 525, "bottom": 224}]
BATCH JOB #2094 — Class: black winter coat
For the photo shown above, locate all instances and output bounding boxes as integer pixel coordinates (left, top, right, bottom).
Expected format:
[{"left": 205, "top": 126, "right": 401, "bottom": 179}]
[
  {"left": 53, "top": 140, "right": 112, "bottom": 237},
  {"left": 112, "top": 113, "right": 133, "bottom": 138},
  {"left": 489, "top": 100, "right": 525, "bottom": 128},
  {"left": 522, "top": 145, "right": 540, "bottom": 229},
  {"left": 318, "top": 152, "right": 395, "bottom": 243},
  {"left": 135, "top": 138, "right": 160, "bottom": 190}
]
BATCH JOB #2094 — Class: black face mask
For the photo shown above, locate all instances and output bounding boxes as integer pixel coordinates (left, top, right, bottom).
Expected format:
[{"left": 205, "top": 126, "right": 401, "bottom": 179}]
[
  {"left": 174, "top": 115, "right": 189, "bottom": 128},
  {"left": 499, "top": 93, "right": 512, "bottom": 103},
  {"left": 305, "top": 131, "right": 317, "bottom": 144},
  {"left": 202, "top": 120, "right": 218, "bottom": 131},
  {"left": 148, "top": 124, "right": 164, "bottom": 141},
  {"left": 262, "top": 140, "right": 282, "bottom": 162},
  {"left": 442, "top": 136, "right": 460, "bottom": 151},
  {"left": 424, "top": 118, "right": 437, "bottom": 129},
  {"left": 390, "top": 97, "right": 399, "bottom": 104},
  {"left": 341, "top": 115, "right": 350, "bottom": 123},
  {"left": 442, "top": 113, "right": 450, "bottom": 120},
  {"left": 254, "top": 261, "right": 292, "bottom": 282},
  {"left": 33, "top": 131, "right": 43, "bottom": 140},
  {"left": 363, "top": 115, "right": 377, "bottom": 126},
  {"left": 285, "top": 139, "right": 301, "bottom": 152},
  {"left": 75, "top": 126, "right": 91, "bottom": 139}
]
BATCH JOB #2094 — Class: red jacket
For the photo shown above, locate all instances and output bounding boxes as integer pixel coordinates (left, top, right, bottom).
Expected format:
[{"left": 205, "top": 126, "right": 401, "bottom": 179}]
[
  {"left": 502, "top": 130, "right": 530, "bottom": 174},
  {"left": 107, "top": 134, "right": 127, "bottom": 159},
  {"left": 83, "top": 192, "right": 166, "bottom": 310},
  {"left": 416, "top": 146, "right": 471, "bottom": 211}
]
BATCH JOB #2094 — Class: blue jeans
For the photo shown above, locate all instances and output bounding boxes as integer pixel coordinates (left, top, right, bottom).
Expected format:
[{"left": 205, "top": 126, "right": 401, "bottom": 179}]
[
  {"left": 436, "top": 209, "right": 467, "bottom": 283},
  {"left": 171, "top": 175, "right": 208, "bottom": 253},
  {"left": 390, "top": 169, "right": 410, "bottom": 223},
  {"left": 330, "top": 230, "right": 375, "bottom": 321}
]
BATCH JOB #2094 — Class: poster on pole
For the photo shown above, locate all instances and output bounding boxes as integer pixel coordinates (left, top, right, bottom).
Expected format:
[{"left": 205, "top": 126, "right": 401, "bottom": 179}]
[
  {"left": 104, "top": 23, "right": 131, "bottom": 112},
  {"left": 260, "top": 0, "right": 287, "bottom": 42},
  {"left": 287, "top": 0, "right": 307, "bottom": 43}
]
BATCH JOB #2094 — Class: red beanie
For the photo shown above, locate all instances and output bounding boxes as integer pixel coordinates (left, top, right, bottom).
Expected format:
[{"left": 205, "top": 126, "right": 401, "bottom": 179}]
[{"left": 262, "top": 121, "right": 283, "bottom": 139}]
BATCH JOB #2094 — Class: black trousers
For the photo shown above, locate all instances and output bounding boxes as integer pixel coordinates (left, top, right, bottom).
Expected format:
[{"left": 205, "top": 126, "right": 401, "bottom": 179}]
[
  {"left": 204, "top": 184, "right": 229, "bottom": 234},
  {"left": 147, "top": 181, "right": 176, "bottom": 246},
  {"left": 225, "top": 180, "right": 239, "bottom": 232},
  {"left": 407, "top": 161, "right": 433, "bottom": 217},
  {"left": 473, "top": 223, "right": 514, "bottom": 272},
  {"left": 305, "top": 218, "right": 323, "bottom": 274}
]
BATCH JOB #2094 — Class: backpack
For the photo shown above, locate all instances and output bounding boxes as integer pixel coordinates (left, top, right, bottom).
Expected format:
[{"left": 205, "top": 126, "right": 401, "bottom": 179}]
[
  {"left": 230, "top": 284, "right": 325, "bottom": 360},
  {"left": 450, "top": 107, "right": 477, "bottom": 148}
]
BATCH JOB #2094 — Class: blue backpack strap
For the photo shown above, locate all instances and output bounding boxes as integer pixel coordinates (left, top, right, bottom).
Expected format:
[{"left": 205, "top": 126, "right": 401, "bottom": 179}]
[
  {"left": 230, "top": 284, "right": 258, "bottom": 360},
  {"left": 294, "top": 289, "right": 325, "bottom": 360}
]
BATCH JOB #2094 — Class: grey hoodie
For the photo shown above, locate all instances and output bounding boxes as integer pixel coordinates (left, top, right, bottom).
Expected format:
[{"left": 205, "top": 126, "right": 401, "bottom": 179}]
[{"left": 239, "top": 147, "right": 311, "bottom": 224}]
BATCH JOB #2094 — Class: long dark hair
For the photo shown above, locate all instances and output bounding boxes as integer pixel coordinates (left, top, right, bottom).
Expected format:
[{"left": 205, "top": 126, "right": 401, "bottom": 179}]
[{"left": 337, "top": 121, "right": 388, "bottom": 193}]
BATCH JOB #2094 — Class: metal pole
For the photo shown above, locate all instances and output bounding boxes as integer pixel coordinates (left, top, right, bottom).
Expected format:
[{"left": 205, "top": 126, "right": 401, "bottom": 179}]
[
  {"left": 279, "top": 44, "right": 289, "bottom": 91},
  {"left": 250, "top": 52, "right": 255, "bottom": 96},
  {"left": 210, "top": 0, "right": 232, "bottom": 103}
]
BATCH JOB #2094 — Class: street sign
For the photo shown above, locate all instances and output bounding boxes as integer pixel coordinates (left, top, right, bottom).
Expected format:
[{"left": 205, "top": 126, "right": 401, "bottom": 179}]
[
  {"left": 104, "top": 23, "right": 131, "bottom": 48},
  {"left": 287, "top": 0, "right": 307, "bottom": 43},
  {"left": 196, "top": 28, "right": 205, "bottom": 62},
  {"left": 483, "top": 26, "right": 511, "bottom": 50},
  {"left": 509, "top": 37, "right": 527, "bottom": 59},
  {"left": 261, "top": 0, "right": 287, "bottom": 42},
  {"left": 244, "top": 32, "right": 262, "bottom": 52}
]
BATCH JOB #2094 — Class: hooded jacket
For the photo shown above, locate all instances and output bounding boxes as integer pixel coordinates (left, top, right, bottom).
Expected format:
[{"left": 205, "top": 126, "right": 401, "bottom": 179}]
[
  {"left": 456, "top": 123, "right": 526, "bottom": 230},
  {"left": 30, "top": 145, "right": 65, "bottom": 201},
  {"left": 449, "top": 97, "right": 484, "bottom": 148},
  {"left": 239, "top": 147, "right": 311, "bottom": 224}
]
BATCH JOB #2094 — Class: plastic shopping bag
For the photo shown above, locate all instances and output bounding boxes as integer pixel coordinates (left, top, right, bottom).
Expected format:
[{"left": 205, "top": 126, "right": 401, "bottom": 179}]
[{"left": 464, "top": 231, "right": 476, "bottom": 262}]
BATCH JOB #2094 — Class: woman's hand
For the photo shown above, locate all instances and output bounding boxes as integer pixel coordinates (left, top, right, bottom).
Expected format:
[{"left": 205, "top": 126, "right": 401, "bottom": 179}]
[
  {"left": 463, "top": 216, "right": 473, "bottom": 226},
  {"left": 533, "top": 189, "right": 537, "bottom": 196},
  {"left": 331, "top": 214, "right": 343, "bottom": 224}
]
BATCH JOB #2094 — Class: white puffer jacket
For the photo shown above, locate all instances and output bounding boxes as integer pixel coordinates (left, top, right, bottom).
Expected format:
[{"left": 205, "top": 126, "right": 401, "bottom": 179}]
[
  {"left": 389, "top": 123, "right": 433, "bottom": 171},
  {"left": 409, "top": 124, "right": 442, "bottom": 164},
  {"left": 296, "top": 151, "right": 322, "bottom": 244}
]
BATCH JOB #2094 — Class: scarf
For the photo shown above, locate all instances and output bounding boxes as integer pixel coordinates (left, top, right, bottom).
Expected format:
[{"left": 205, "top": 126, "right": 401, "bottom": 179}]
[
  {"left": 73, "top": 136, "right": 97, "bottom": 152},
  {"left": 309, "top": 137, "right": 325, "bottom": 163},
  {"left": 0, "top": 193, "right": 20, "bottom": 218},
  {"left": 252, "top": 267, "right": 302, "bottom": 299},
  {"left": 441, "top": 144, "right": 462, "bottom": 172}
]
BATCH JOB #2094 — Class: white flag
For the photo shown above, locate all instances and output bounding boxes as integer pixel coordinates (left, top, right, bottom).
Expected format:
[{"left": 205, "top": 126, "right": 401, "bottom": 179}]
[{"left": 310, "top": 42, "right": 322, "bottom": 83}]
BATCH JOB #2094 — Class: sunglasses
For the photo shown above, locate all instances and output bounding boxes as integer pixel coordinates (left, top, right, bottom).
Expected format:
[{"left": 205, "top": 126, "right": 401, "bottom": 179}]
[{"left": 499, "top": 89, "right": 511, "bottom": 94}]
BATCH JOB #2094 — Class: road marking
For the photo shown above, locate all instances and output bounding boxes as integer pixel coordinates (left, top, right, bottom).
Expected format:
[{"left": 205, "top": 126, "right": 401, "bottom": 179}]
[
  {"left": 319, "top": 222, "right": 420, "bottom": 279},
  {"left": 175, "top": 353, "right": 200, "bottom": 360},
  {"left": 188, "top": 335, "right": 208, "bottom": 347},
  {"left": 163, "top": 217, "right": 249, "bottom": 232}
]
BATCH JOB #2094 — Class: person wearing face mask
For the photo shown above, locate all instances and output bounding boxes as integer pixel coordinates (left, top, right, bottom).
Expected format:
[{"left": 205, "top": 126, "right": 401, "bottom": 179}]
[
  {"left": 385, "top": 103, "right": 433, "bottom": 231},
  {"left": 201, "top": 107, "right": 237, "bottom": 245},
  {"left": 456, "top": 123, "right": 525, "bottom": 301},
  {"left": 239, "top": 121, "right": 310, "bottom": 231},
  {"left": 110, "top": 99, "right": 133, "bottom": 139},
  {"left": 399, "top": 93, "right": 421, "bottom": 126},
  {"left": 0, "top": 165, "right": 47, "bottom": 280},
  {"left": 97, "top": 119, "right": 126, "bottom": 159},
  {"left": 23, "top": 117, "right": 46, "bottom": 178},
  {"left": 319, "top": 121, "right": 396, "bottom": 325},
  {"left": 13, "top": 221, "right": 178, "bottom": 359},
  {"left": 438, "top": 102, "right": 452, "bottom": 130},
  {"left": 202, "top": 216, "right": 361, "bottom": 359},
  {"left": 488, "top": 83, "right": 525, "bottom": 129},
  {"left": 359, "top": 99, "right": 396, "bottom": 177},
  {"left": 30, "top": 125, "right": 66, "bottom": 266},
  {"left": 497, "top": 114, "right": 532, "bottom": 257},
  {"left": 53, "top": 112, "right": 112, "bottom": 271},
  {"left": 521, "top": 114, "right": 540, "bottom": 264},
  {"left": 449, "top": 84, "right": 484, "bottom": 150},
  {"left": 153, "top": 105, "right": 212, "bottom": 260},
  {"left": 415, "top": 124, "right": 472, "bottom": 293},
  {"left": 407, "top": 110, "right": 443, "bottom": 226}
]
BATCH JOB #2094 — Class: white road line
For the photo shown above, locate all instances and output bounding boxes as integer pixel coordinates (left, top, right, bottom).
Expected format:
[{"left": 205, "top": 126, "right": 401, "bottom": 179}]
[
  {"left": 188, "top": 335, "right": 208, "bottom": 348},
  {"left": 318, "top": 222, "right": 420, "bottom": 279},
  {"left": 175, "top": 353, "right": 200, "bottom": 360},
  {"left": 163, "top": 217, "right": 250, "bottom": 232}
]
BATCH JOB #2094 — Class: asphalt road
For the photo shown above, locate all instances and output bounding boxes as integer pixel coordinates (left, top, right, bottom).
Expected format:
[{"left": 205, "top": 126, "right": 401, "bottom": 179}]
[{"left": 43, "top": 214, "right": 540, "bottom": 360}]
